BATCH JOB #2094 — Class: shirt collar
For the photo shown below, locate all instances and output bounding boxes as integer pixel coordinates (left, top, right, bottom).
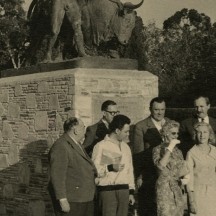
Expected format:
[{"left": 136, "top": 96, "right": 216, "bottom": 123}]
[
  {"left": 105, "top": 134, "right": 121, "bottom": 145},
  {"left": 101, "top": 119, "right": 109, "bottom": 128},
  {"left": 198, "top": 116, "right": 209, "bottom": 123},
  {"left": 67, "top": 133, "right": 79, "bottom": 145},
  {"left": 151, "top": 117, "right": 166, "bottom": 131}
]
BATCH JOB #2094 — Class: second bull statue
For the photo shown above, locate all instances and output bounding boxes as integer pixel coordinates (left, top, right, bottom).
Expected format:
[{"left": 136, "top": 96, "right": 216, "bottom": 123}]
[{"left": 28, "top": 0, "right": 144, "bottom": 62}]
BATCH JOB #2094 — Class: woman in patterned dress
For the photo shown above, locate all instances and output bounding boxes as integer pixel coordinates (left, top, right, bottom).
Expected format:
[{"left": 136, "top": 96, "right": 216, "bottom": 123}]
[
  {"left": 153, "top": 120, "right": 189, "bottom": 216},
  {"left": 186, "top": 122, "right": 216, "bottom": 216}
]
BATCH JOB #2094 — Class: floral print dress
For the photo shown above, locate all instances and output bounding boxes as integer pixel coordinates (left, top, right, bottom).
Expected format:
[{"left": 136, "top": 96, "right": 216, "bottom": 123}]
[{"left": 153, "top": 144, "right": 186, "bottom": 216}]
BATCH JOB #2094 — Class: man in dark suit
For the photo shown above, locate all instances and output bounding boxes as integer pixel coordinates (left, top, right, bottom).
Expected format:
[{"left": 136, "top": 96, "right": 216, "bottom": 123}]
[
  {"left": 83, "top": 100, "right": 119, "bottom": 156},
  {"left": 49, "top": 117, "right": 97, "bottom": 216},
  {"left": 133, "top": 97, "right": 170, "bottom": 216},
  {"left": 180, "top": 96, "right": 216, "bottom": 158}
]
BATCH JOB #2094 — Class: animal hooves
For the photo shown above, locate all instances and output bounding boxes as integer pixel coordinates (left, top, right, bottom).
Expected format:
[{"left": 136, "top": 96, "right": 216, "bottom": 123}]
[
  {"left": 78, "top": 52, "right": 90, "bottom": 57},
  {"left": 41, "top": 59, "right": 52, "bottom": 63}
]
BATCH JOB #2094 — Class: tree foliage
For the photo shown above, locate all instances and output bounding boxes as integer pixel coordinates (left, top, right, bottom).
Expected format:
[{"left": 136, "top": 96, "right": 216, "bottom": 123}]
[
  {"left": 132, "top": 8, "right": 216, "bottom": 107},
  {"left": 0, "top": 0, "right": 29, "bottom": 69}
]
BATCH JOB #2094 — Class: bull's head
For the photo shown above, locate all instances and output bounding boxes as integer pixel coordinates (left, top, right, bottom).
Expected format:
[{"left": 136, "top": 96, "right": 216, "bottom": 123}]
[{"left": 112, "top": 0, "right": 144, "bottom": 45}]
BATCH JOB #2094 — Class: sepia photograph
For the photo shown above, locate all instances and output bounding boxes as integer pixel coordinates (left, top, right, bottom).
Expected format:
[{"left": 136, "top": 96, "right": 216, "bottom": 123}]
[{"left": 0, "top": 0, "right": 216, "bottom": 215}]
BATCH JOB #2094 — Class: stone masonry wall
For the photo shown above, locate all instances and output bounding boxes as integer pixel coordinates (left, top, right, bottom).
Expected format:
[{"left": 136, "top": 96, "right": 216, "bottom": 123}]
[{"left": 0, "top": 68, "right": 158, "bottom": 216}]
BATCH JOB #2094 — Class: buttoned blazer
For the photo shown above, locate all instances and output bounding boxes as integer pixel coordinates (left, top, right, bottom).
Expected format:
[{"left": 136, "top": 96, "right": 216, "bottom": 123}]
[
  {"left": 180, "top": 116, "right": 216, "bottom": 158},
  {"left": 133, "top": 116, "right": 170, "bottom": 154},
  {"left": 83, "top": 120, "right": 109, "bottom": 155},
  {"left": 49, "top": 133, "right": 97, "bottom": 202},
  {"left": 133, "top": 116, "right": 170, "bottom": 179}
]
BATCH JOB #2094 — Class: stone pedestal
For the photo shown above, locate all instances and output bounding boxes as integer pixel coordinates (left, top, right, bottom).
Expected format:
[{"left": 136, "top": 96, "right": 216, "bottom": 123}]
[{"left": 72, "top": 68, "right": 158, "bottom": 126}]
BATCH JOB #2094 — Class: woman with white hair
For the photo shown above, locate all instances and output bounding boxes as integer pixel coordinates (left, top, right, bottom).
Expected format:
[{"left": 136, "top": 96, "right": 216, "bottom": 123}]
[
  {"left": 153, "top": 120, "right": 189, "bottom": 216},
  {"left": 186, "top": 122, "right": 216, "bottom": 216}
]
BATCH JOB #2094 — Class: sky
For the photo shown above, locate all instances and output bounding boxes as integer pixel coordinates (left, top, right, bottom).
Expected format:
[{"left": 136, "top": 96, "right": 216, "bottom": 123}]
[
  {"left": 136, "top": 0, "right": 216, "bottom": 28},
  {"left": 23, "top": 0, "right": 216, "bottom": 28}
]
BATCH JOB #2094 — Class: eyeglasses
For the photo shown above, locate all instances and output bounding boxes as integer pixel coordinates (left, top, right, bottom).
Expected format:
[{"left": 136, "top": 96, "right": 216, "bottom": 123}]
[
  {"left": 105, "top": 110, "right": 120, "bottom": 116},
  {"left": 171, "top": 132, "right": 179, "bottom": 136}
]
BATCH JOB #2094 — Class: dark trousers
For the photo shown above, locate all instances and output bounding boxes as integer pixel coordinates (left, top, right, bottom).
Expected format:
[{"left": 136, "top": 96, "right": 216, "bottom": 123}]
[
  {"left": 55, "top": 201, "right": 94, "bottom": 216},
  {"left": 138, "top": 185, "right": 157, "bottom": 216},
  {"left": 98, "top": 189, "right": 129, "bottom": 216}
]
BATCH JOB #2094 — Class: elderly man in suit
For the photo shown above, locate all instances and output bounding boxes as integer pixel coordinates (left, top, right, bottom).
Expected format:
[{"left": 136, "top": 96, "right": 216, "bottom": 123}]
[
  {"left": 133, "top": 97, "right": 170, "bottom": 216},
  {"left": 180, "top": 95, "right": 216, "bottom": 158},
  {"left": 49, "top": 117, "right": 97, "bottom": 216},
  {"left": 83, "top": 100, "right": 119, "bottom": 156}
]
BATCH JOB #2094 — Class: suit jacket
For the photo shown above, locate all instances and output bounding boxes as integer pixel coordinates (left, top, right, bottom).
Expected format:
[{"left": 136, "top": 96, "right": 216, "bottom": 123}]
[
  {"left": 83, "top": 120, "right": 109, "bottom": 156},
  {"left": 133, "top": 116, "right": 170, "bottom": 179},
  {"left": 180, "top": 116, "right": 216, "bottom": 158},
  {"left": 49, "top": 133, "right": 97, "bottom": 202},
  {"left": 133, "top": 116, "right": 170, "bottom": 154}
]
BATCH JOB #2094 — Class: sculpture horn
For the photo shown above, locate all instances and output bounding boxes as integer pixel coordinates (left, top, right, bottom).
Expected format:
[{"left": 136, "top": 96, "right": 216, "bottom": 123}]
[
  {"left": 27, "top": 0, "right": 37, "bottom": 20},
  {"left": 123, "top": 0, "right": 144, "bottom": 10}
]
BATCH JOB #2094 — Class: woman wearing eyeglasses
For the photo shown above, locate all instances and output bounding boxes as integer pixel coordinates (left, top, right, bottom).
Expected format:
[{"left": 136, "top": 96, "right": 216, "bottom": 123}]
[
  {"left": 186, "top": 122, "right": 216, "bottom": 216},
  {"left": 152, "top": 120, "right": 189, "bottom": 216}
]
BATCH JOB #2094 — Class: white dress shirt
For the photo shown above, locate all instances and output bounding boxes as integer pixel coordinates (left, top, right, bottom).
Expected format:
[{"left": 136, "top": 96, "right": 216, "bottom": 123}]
[
  {"left": 92, "top": 135, "right": 135, "bottom": 190},
  {"left": 198, "top": 116, "right": 209, "bottom": 124},
  {"left": 151, "top": 117, "right": 166, "bottom": 132}
]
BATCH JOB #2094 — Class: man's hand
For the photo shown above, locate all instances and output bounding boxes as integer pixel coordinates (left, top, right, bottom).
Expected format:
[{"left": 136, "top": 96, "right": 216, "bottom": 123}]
[
  {"left": 189, "top": 201, "right": 197, "bottom": 214},
  {"left": 112, "top": 164, "right": 125, "bottom": 172},
  {"left": 129, "top": 194, "right": 135, "bottom": 205},
  {"left": 188, "top": 191, "right": 197, "bottom": 214},
  {"left": 136, "top": 178, "right": 143, "bottom": 189},
  {"left": 180, "top": 173, "right": 190, "bottom": 185},
  {"left": 59, "top": 198, "right": 70, "bottom": 212}
]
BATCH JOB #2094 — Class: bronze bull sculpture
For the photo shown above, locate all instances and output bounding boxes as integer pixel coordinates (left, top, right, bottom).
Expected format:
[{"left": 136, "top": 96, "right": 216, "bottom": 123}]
[{"left": 27, "top": 0, "right": 144, "bottom": 62}]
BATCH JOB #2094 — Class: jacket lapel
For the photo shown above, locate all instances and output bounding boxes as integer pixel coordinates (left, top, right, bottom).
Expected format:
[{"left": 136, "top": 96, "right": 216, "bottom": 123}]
[
  {"left": 147, "top": 117, "right": 161, "bottom": 136},
  {"left": 64, "top": 134, "right": 94, "bottom": 165},
  {"left": 147, "top": 116, "right": 156, "bottom": 128}
]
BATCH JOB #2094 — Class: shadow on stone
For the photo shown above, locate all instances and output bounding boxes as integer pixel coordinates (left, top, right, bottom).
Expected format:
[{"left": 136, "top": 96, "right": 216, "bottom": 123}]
[{"left": 0, "top": 140, "right": 55, "bottom": 216}]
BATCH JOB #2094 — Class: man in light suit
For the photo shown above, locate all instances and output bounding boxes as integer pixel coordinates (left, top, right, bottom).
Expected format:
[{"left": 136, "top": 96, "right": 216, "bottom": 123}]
[
  {"left": 49, "top": 117, "right": 97, "bottom": 216},
  {"left": 83, "top": 100, "right": 119, "bottom": 156},
  {"left": 180, "top": 95, "right": 216, "bottom": 158},
  {"left": 133, "top": 97, "right": 170, "bottom": 216}
]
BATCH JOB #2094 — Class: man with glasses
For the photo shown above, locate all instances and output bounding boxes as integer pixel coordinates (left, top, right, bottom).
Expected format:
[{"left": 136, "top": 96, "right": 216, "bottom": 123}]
[
  {"left": 83, "top": 100, "right": 119, "bottom": 156},
  {"left": 133, "top": 97, "right": 170, "bottom": 216}
]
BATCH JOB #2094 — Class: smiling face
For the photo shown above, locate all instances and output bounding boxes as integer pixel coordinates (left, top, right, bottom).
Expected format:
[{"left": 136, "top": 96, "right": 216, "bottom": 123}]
[
  {"left": 150, "top": 101, "right": 166, "bottom": 122},
  {"left": 195, "top": 125, "right": 210, "bottom": 145},
  {"left": 164, "top": 127, "right": 179, "bottom": 143},
  {"left": 194, "top": 97, "right": 210, "bottom": 119}
]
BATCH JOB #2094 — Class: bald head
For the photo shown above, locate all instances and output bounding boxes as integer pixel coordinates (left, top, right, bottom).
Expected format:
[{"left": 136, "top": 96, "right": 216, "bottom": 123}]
[{"left": 64, "top": 117, "right": 85, "bottom": 143}]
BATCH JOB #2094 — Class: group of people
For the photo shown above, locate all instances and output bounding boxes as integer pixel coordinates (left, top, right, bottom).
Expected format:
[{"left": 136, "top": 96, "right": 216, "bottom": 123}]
[{"left": 49, "top": 96, "right": 216, "bottom": 216}]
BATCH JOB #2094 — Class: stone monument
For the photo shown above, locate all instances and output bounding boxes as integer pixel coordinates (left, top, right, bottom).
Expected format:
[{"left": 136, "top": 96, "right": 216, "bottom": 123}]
[{"left": 0, "top": 57, "right": 158, "bottom": 215}]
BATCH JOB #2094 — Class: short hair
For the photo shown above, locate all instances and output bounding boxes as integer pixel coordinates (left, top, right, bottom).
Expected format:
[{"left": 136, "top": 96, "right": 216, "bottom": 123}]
[
  {"left": 150, "top": 97, "right": 166, "bottom": 109},
  {"left": 194, "top": 96, "right": 210, "bottom": 105},
  {"left": 101, "top": 100, "right": 117, "bottom": 111},
  {"left": 63, "top": 117, "right": 79, "bottom": 133},
  {"left": 109, "top": 115, "right": 131, "bottom": 133},
  {"left": 193, "top": 122, "right": 215, "bottom": 144},
  {"left": 161, "top": 120, "right": 180, "bottom": 138}
]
